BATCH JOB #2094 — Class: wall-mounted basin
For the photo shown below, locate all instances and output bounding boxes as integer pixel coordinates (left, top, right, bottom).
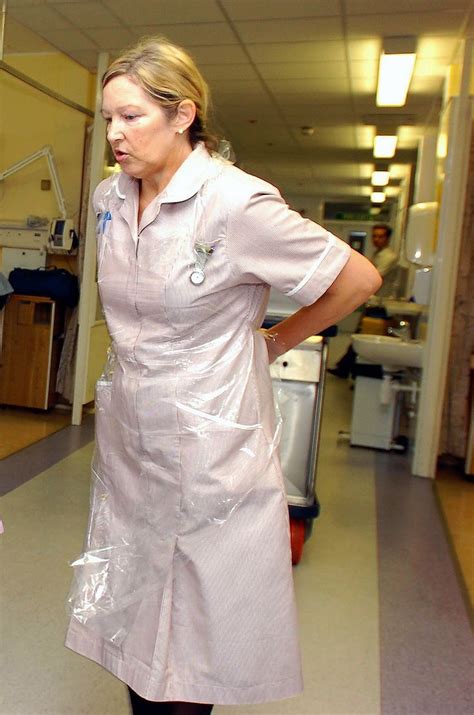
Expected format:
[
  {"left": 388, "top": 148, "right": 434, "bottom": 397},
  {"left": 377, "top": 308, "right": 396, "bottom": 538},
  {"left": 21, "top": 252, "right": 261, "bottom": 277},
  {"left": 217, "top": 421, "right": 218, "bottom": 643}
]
[
  {"left": 352, "top": 334, "right": 424, "bottom": 369},
  {"left": 365, "top": 298, "right": 427, "bottom": 317},
  {"left": 382, "top": 299, "right": 428, "bottom": 317}
]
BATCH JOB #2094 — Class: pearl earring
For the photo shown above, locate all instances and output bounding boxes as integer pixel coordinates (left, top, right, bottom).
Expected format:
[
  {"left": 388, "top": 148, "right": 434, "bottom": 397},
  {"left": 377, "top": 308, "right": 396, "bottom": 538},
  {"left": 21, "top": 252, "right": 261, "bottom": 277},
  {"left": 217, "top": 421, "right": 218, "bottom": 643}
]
[{"left": 177, "top": 128, "right": 185, "bottom": 135}]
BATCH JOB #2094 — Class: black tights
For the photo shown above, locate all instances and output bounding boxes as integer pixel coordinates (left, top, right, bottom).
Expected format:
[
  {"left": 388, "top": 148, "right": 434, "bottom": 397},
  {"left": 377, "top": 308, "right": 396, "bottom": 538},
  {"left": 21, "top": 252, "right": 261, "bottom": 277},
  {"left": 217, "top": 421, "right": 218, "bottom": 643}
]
[{"left": 128, "top": 686, "right": 214, "bottom": 715}]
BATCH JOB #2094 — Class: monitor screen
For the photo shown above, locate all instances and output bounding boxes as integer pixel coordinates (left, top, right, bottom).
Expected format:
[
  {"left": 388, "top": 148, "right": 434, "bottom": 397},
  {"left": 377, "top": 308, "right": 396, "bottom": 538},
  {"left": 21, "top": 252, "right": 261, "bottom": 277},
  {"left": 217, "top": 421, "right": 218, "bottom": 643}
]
[{"left": 54, "top": 220, "right": 65, "bottom": 235}]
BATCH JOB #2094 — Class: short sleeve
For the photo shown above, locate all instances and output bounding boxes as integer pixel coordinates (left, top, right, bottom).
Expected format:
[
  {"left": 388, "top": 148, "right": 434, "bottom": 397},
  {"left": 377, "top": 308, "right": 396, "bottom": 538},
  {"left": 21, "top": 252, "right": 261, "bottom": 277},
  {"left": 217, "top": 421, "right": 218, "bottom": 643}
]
[{"left": 226, "top": 182, "right": 351, "bottom": 306}]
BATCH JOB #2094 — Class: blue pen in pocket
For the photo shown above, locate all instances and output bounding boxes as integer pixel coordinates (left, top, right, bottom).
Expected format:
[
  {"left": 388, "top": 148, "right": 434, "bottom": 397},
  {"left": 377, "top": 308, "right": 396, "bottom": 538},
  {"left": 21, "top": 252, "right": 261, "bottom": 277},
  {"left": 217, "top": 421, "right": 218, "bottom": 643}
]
[
  {"left": 102, "top": 211, "right": 112, "bottom": 233},
  {"left": 97, "top": 210, "right": 112, "bottom": 234}
]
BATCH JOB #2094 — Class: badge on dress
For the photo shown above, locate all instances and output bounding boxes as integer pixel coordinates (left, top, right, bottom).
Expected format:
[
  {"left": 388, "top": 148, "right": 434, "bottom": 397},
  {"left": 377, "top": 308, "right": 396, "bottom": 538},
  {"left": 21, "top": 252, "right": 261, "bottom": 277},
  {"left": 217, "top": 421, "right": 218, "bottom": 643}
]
[
  {"left": 190, "top": 243, "right": 214, "bottom": 285},
  {"left": 190, "top": 269, "right": 205, "bottom": 285}
]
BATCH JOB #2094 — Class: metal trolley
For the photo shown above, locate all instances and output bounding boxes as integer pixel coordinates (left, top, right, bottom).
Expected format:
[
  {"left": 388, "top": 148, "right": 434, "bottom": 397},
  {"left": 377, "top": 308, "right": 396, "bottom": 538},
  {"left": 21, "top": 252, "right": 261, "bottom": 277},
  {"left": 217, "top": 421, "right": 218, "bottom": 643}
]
[{"left": 264, "top": 296, "right": 333, "bottom": 565}]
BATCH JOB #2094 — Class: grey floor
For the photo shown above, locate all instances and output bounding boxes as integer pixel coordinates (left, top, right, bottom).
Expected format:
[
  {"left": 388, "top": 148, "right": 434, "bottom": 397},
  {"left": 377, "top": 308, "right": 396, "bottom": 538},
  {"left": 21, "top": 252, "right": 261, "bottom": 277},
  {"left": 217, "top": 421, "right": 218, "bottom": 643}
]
[{"left": 1, "top": 336, "right": 473, "bottom": 714}]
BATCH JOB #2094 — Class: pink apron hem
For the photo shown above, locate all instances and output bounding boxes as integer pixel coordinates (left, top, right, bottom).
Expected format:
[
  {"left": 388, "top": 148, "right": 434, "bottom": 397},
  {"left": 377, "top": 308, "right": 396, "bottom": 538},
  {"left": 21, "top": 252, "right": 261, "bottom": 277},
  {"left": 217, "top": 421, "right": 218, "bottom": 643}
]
[{"left": 65, "top": 624, "right": 304, "bottom": 705}]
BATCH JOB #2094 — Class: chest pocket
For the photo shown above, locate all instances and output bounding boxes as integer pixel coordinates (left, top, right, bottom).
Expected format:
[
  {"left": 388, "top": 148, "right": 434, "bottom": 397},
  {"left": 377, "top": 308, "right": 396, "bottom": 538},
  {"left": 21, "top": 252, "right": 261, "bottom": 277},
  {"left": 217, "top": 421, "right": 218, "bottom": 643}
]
[
  {"left": 161, "top": 232, "right": 233, "bottom": 333},
  {"left": 96, "top": 211, "right": 114, "bottom": 274}
]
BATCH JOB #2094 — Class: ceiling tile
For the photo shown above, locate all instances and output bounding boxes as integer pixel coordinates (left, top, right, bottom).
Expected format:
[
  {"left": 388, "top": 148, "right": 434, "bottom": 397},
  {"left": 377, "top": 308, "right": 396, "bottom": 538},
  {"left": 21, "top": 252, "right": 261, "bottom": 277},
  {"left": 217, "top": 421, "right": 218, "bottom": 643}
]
[
  {"left": 5, "top": 0, "right": 466, "bottom": 200},
  {"left": 417, "top": 36, "right": 460, "bottom": 59},
  {"left": 247, "top": 41, "right": 345, "bottom": 63},
  {"left": 101, "top": 0, "right": 225, "bottom": 25},
  {"left": 311, "top": 163, "right": 362, "bottom": 179},
  {"left": 44, "top": 28, "right": 98, "bottom": 51},
  {"left": 350, "top": 60, "right": 378, "bottom": 79},
  {"left": 230, "top": 127, "right": 296, "bottom": 151},
  {"left": 214, "top": 99, "right": 278, "bottom": 120},
  {"left": 270, "top": 164, "right": 314, "bottom": 180},
  {"left": 404, "top": 95, "right": 442, "bottom": 115},
  {"left": 348, "top": 39, "right": 381, "bottom": 61},
  {"left": 296, "top": 126, "right": 358, "bottom": 149},
  {"left": 266, "top": 77, "right": 350, "bottom": 95},
  {"left": 410, "top": 76, "right": 444, "bottom": 94},
  {"left": 235, "top": 17, "right": 343, "bottom": 43},
  {"left": 345, "top": 0, "right": 469, "bottom": 14},
  {"left": 237, "top": 159, "right": 268, "bottom": 175},
  {"left": 346, "top": 11, "right": 467, "bottom": 37},
  {"left": 414, "top": 57, "right": 451, "bottom": 77},
  {"left": 187, "top": 45, "right": 249, "bottom": 65},
  {"left": 271, "top": 95, "right": 351, "bottom": 112},
  {"left": 9, "top": 5, "right": 74, "bottom": 31},
  {"left": 209, "top": 79, "right": 265, "bottom": 95},
  {"left": 213, "top": 116, "right": 278, "bottom": 140},
  {"left": 356, "top": 125, "right": 375, "bottom": 149},
  {"left": 354, "top": 95, "right": 436, "bottom": 117},
  {"left": 132, "top": 23, "right": 237, "bottom": 47},
  {"left": 198, "top": 63, "right": 258, "bottom": 80},
  {"left": 351, "top": 75, "right": 377, "bottom": 93},
  {"left": 10, "top": 0, "right": 67, "bottom": 5},
  {"left": 212, "top": 92, "right": 271, "bottom": 110},
  {"left": 390, "top": 164, "right": 412, "bottom": 179},
  {"left": 67, "top": 49, "right": 101, "bottom": 69},
  {"left": 280, "top": 104, "right": 356, "bottom": 126},
  {"left": 222, "top": 0, "right": 339, "bottom": 21},
  {"left": 84, "top": 27, "right": 136, "bottom": 49},
  {"left": 257, "top": 62, "right": 348, "bottom": 80},
  {"left": 398, "top": 126, "right": 423, "bottom": 141},
  {"left": 52, "top": 2, "right": 123, "bottom": 28},
  {"left": 398, "top": 139, "right": 421, "bottom": 150},
  {"left": 358, "top": 163, "right": 375, "bottom": 179},
  {"left": 4, "top": 17, "right": 56, "bottom": 52}
]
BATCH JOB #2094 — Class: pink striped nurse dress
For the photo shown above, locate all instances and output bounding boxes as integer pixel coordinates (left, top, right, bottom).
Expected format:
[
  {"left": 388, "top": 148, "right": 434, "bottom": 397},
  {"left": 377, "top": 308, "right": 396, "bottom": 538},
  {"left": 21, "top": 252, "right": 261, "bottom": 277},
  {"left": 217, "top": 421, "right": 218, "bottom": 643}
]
[{"left": 65, "top": 142, "right": 350, "bottom": 705}]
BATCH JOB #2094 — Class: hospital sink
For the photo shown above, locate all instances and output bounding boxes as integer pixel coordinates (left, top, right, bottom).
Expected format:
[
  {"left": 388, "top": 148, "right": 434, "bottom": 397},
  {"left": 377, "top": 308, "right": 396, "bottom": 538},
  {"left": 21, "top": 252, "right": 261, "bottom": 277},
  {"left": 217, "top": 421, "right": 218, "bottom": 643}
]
[
  {"left": 365, "top": 298, "right": 427, "bottom": 317},
  {"left": 352, "top": 334, "right": 424, "bottom": 369},
  {"left": 382, "top": 299, "right": 427, "bottom": 317}
]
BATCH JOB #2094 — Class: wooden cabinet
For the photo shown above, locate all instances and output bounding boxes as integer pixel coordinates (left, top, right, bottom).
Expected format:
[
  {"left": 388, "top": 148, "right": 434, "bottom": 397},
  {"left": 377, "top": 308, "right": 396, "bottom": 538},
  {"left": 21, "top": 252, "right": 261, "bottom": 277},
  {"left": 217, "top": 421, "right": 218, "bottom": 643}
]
[{"left": 0, "top": 294, "right": 64, "bottom": 410}]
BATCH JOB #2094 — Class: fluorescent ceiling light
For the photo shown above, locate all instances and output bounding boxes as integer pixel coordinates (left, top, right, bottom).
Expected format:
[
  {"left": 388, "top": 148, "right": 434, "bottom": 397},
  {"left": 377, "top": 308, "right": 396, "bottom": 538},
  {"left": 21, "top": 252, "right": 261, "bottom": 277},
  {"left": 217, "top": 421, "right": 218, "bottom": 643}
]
[
  {"left": 377, "top": 54, "right": 416, "bottom": 106},
  {"left": 372, "top": 170, "right": 390, "bottom": 186},
  {"left": 376, "top": 37, "right": 416, "bottom": 107},
  {"left": 374, "top": 135, "right": 398, "bottom": 158},
  {"left": 371, "top": 191, "right": 386, "bottom": 204}
]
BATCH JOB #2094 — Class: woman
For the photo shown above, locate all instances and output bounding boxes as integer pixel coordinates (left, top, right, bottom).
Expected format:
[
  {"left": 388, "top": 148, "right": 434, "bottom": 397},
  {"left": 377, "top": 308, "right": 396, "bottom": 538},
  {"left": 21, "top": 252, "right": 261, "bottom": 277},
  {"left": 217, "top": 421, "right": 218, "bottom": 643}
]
[{"left": 66, "top": 37, "right": 381, "bottom": 715}]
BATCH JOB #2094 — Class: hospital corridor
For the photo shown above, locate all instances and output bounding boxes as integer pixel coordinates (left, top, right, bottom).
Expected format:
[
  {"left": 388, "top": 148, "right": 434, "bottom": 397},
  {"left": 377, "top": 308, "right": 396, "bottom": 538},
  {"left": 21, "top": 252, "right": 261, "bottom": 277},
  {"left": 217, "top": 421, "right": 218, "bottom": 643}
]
[
  {"left": 1, "top": 1, "right": 474, "bottom": 714},
  {"left": 1, "top": 336, "right": 473, "bottom": 714}
]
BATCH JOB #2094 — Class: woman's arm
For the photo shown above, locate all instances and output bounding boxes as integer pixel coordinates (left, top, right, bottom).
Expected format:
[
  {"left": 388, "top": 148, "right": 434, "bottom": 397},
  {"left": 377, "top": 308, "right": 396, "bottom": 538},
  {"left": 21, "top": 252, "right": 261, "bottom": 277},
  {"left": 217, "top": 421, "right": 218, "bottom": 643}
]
[{"left": 263, "top": 249, "right": 382, "bottom": 361}]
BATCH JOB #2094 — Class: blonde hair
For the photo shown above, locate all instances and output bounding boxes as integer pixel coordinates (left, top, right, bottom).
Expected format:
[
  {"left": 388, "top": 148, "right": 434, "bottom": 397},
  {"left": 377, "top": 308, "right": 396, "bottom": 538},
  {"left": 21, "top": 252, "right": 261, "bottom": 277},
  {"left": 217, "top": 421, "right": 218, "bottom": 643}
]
[{"left": 102, "top": 37, "right": 217, "bottom": 151}]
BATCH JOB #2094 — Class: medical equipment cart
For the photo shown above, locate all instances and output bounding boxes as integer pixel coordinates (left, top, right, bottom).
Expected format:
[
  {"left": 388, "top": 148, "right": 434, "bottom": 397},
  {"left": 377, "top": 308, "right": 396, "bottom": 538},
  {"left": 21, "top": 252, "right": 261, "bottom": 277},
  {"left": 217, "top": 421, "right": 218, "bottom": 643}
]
[{"left": 264, "top": 297, "right": 333, "bottom": 565}]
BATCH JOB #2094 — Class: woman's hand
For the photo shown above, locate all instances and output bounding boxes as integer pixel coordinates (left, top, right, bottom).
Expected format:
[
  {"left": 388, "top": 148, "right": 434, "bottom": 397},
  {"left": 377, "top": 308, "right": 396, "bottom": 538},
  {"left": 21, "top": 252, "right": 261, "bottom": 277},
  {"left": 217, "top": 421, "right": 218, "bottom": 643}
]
[
  {"left": 258, "top": 328, "right": 286, "bottom": 364},
  {"left": 261, "top": 249, "right": 381, "bottom": 358}
]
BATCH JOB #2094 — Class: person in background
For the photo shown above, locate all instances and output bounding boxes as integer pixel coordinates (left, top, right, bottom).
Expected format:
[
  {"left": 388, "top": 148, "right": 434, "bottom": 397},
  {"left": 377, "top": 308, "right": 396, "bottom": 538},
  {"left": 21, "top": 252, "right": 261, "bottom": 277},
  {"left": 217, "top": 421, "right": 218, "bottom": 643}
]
[
  {"left": 370, "top": 224, "right": 398, "bottom": 298},
  {"left": 328, "top": 224, "right": 398, "bottom": 378},
  {"left": 65, "top": 36, "right": 381, "bottom": 715}
]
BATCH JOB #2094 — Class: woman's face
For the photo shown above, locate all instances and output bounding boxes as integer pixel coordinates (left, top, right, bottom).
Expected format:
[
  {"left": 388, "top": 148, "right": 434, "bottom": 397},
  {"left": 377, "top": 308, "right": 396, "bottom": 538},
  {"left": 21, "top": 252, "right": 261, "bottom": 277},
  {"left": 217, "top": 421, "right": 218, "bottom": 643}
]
[{"left": 101, "top": 74, "right": 188, "bottom": 182}]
